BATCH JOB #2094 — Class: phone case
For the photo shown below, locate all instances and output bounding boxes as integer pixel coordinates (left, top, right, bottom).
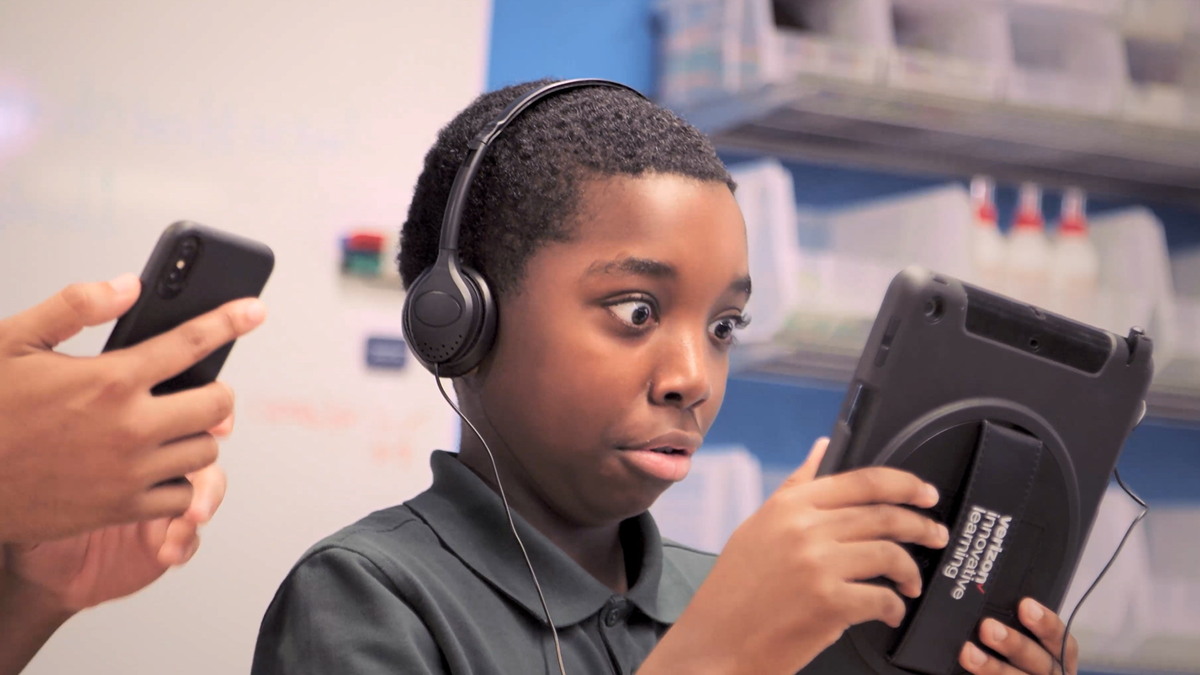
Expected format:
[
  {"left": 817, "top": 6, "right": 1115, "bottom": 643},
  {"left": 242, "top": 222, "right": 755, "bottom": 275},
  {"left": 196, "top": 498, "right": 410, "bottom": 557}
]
[
  {"left": 103, "top": 221, "right": 274, "bottom": 395},
  {"left": 802, "top": 266, "right": 1153, "bottom": 675}
]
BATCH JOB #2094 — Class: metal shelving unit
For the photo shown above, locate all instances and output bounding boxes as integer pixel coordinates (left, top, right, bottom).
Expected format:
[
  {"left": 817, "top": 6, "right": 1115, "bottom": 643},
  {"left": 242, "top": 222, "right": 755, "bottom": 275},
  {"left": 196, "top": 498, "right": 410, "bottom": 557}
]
[
  {"left": 673, "top": 77, "right": 1200, "bottom": 207},
  {"left": 672, "top": 76, "right": 1200, "bottom": 424},
  {"left": 732, "top": 338, "right": 1200, "bottom": 424}
]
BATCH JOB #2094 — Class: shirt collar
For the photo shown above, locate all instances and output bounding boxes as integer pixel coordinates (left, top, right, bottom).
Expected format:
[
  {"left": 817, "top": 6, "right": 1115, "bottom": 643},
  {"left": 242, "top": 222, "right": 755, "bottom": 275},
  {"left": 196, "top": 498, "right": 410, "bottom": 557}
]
[{"left": 405, "top": 451, "right": 686, "bottom": 628}]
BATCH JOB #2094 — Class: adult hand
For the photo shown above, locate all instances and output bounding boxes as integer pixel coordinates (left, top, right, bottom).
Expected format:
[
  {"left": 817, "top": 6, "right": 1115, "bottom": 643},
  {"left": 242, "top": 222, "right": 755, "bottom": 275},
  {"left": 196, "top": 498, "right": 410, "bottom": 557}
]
[
  {"left": 0, "top": 274, "right": 265, "bottom": 543},
  {"left": 961, "top": 598, "right": 1079, "bottom": 675},
  {"left": 0, "top": 462, "right": 227, "bottom": 675},
  {"left": 642, "top": 438, "right": 950, "bottom": 675}
]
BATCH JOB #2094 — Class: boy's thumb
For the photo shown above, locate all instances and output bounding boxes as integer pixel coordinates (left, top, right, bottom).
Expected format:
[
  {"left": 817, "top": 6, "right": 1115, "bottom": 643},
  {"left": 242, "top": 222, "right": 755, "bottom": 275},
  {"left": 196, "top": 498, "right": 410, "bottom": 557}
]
[{"left": 783, "top": 437, "right": 829, "bottom": 487}]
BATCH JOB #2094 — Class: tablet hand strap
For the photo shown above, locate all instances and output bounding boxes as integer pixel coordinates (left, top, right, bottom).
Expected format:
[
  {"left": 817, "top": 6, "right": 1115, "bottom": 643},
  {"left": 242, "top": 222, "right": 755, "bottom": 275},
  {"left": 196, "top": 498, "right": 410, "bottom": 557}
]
[{"left": 890, "top": 421, "right": 1044, "bottom": 675}]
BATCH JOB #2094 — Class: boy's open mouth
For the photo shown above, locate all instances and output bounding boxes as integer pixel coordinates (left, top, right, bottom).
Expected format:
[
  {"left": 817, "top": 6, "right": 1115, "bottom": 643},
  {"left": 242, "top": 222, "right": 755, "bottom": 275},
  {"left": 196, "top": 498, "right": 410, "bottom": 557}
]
[{"left": 644, "top": 446, "right": 687, "bottom": 455}]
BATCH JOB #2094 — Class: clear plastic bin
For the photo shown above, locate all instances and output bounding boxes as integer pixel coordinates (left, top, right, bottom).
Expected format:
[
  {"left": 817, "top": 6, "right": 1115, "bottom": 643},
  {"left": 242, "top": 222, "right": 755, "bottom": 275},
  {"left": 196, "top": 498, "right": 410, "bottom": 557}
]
[
  {"left": 772, "top": 0, "right": 893, "bottom": 84},
  {"left": 1012, "top": 0, "right": 1124, "bottom": 17},
  {"left": 1007, "top": 3, "right": 1129, "bottom": 115},
  {"left": 888, "top": 0, "right": 1011, "bottom": 100},
  {"left": 657, "top": 0, "right": 775, "bottom": 107},
  {"left": 1124, "top": 0, "right": 1194, "bottom": 42}
]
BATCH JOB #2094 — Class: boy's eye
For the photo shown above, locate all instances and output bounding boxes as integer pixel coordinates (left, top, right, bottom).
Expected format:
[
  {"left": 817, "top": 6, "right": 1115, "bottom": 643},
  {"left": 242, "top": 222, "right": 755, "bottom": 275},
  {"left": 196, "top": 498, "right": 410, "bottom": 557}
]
[
  {"left": 710, "top": 314, "right": 750, "bottom": 342},
  {"left": 609, "top": 300, "right": 656, "bottom": 328}
]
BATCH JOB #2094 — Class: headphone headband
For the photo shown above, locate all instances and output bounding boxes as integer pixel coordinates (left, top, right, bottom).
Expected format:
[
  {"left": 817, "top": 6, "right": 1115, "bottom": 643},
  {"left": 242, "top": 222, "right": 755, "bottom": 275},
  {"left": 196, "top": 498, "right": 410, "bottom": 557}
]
[
  {"left": 404, "top": 78, "right": 647, "bottom": 378},
  {"left": 436, "top": 78, "right": 647, "bottom": 252}
]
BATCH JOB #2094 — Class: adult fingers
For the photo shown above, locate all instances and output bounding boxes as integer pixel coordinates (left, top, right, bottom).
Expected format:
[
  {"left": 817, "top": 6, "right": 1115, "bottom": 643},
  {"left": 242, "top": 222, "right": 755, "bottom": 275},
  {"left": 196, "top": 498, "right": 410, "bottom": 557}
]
[
  {"left": 157, "top": 518, "right": 199, "bottom": 566},
  {"left": 3, "top": 275, "right": 141, "bottom": 350},
  {"left": 182, "top": 464, "right": 227, "bottom": 525},
  {"left": 144, "top": 381, "right": 235, "bottom": 442},
  {"left": 804, "top": 466, "right": 939, "bottom": 511},
  {"left": 209, "top": 410, "right": 235, "bottom": 438},
  {"left": 140, "top": 434, "right": 220, "bottom": 490},
  {"left": 822, "top": 504, "right": 949, "bottom": 549},
  {"left": 120, "top": 297, "right": 265, "bottom": 385},
  {"left": 134, "top": 479, "right": 195, "bottom": 522},
  {"left": 836, "top": 541, "right": 924, "bottom": 599}
]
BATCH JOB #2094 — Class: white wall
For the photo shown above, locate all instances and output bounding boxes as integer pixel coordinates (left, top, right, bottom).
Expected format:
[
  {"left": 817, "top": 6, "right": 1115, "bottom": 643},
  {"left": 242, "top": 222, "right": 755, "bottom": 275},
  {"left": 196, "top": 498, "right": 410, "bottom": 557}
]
[{"left": 0, "top": 1, "right": 491, "bottom": 672}]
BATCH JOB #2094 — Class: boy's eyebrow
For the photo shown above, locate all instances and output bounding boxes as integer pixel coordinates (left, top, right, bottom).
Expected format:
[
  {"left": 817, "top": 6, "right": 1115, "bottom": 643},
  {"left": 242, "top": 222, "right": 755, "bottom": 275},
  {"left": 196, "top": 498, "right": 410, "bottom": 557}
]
[
  {"left": 587, "top": 257, "right": 753, "bottom": 297},
  {"left": 586, "top": 257, "right": 676, "bottom": 279}
]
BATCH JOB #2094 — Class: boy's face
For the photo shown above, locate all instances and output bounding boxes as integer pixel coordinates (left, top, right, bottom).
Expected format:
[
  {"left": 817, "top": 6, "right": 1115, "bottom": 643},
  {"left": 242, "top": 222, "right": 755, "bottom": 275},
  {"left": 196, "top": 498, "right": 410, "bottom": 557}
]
[{"left": 474, "top": 173, "right": 750, "bottom": 527}]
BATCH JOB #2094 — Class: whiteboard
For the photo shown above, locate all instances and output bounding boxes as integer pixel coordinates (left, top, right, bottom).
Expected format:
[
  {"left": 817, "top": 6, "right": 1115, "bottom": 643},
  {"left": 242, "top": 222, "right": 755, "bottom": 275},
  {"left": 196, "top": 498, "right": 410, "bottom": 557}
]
[{"left": 0, "top": 1, "right": 490, "bottom": 672}]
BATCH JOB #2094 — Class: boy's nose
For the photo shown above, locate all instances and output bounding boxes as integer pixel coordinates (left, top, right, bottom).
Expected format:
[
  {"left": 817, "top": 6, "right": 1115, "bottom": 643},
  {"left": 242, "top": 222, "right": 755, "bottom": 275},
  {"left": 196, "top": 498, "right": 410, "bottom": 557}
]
[{"left": 649, "top": 332, "right": 711, "bottom": 410}]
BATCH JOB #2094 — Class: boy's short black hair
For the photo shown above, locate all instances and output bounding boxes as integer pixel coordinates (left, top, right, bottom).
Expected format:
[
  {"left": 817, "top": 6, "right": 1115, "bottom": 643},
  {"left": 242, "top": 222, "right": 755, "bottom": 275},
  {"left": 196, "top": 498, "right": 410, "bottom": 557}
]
[{"left": 399, "top": 79, "right": 736, "bottom": 296}]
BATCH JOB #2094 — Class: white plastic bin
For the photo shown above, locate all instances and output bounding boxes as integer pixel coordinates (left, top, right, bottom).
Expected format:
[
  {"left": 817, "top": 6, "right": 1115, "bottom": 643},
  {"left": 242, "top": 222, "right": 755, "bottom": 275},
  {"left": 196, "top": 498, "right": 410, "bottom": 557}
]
[
  {"left": 1122, "top": 37, "right": 1200, "bottom": 128},
  {"left": 649, "top": 446, "right": 764, "bottom": 553},
  {"left": 1062, "top": 486, "right": 1156, "bottom": 660},
  {"left": 1089, "top": 207, "right": 1178, "bottom": 367},
  {"left": 784, "top": 184, "right": 974, "bottom": 325},
  {"left": 771, "top": 0, "right": 893, "bottom": 84},
  {"left": 729, "top": 159, "right": 804, "bottom": 343},
  {"left": 1007, "top": 2, "right": 1129, "bottom": 115},
  {"left": 888, "top": 0, "right": 1012, "bottom": 101}
]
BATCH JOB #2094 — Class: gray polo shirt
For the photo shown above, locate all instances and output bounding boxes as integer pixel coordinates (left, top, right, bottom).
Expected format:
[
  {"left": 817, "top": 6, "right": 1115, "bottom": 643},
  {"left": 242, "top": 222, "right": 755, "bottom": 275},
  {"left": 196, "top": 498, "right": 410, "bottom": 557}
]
[{"left": 251, "top": 450, "right": 718, "bottom": 674}]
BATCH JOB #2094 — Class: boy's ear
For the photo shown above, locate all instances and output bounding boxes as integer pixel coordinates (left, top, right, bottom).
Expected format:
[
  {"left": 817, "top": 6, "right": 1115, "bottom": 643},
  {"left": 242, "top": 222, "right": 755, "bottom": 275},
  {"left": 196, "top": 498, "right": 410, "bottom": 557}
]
[{"left": 452, "top": 371, "right": 485, "bottom": 397}]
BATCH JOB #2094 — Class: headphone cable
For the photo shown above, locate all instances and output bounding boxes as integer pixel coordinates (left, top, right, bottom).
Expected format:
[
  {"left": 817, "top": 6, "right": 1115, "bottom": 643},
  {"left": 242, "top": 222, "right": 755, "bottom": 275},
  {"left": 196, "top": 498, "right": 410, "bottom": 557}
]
[
  {"left": 434, "top": 368, "right": 569, "bottom": 675},
  {"left": 1055, "top": 467, "right": 1148, "bottom": 674}
]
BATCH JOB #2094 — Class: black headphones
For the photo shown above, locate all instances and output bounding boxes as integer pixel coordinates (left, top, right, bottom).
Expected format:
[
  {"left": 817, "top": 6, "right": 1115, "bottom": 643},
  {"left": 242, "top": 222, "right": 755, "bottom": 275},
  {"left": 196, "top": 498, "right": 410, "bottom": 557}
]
[{"left": 402, "top": 78, "right": 647, "bottom": 377}]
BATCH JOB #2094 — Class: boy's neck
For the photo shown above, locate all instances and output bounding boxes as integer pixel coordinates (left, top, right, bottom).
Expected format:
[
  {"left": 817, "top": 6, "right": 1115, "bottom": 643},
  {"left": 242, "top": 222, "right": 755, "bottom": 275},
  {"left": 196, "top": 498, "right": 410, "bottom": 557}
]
[{"left": 456, "top": 448, "right": 630, "bottom": 594}]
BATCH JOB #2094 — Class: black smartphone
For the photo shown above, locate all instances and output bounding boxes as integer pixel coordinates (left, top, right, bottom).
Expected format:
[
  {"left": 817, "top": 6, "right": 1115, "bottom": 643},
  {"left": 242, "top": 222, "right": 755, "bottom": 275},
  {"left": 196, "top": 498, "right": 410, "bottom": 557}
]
[{"left": 103, "top": 221, "right": 275, "bottom": 395}]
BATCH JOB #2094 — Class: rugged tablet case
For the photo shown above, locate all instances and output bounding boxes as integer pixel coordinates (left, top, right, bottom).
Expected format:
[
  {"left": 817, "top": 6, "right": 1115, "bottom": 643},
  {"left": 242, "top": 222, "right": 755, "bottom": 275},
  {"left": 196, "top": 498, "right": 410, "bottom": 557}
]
[{"left": 802, "top": 266, "right": 1153, "bottom": 675}]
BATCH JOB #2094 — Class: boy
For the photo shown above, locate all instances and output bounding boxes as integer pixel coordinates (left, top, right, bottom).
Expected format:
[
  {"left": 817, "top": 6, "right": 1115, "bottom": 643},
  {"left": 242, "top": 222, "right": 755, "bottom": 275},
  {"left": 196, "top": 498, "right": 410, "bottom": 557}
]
[{"left": 252, "top": 80, "right": 1079, "bottom": 675}]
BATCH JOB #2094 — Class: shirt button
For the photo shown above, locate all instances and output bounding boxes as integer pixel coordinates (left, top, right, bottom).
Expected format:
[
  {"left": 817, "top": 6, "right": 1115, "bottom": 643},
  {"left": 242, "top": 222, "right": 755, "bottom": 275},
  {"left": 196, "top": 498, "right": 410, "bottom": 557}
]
[{"left": 604, "top": 607, "right": 621, "bottom": 627}]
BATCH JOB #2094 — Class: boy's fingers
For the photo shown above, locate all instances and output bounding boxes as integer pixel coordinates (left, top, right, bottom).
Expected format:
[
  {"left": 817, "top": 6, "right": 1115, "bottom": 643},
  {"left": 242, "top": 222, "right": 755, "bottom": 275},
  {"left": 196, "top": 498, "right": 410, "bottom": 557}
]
[
  {"left": 976, "top": 617, "right": 1068, "bottom": 675},
  {"left": 959, "top": 642, "right": 1025, "bottom": 675},
  {"left": 5, "top": 275, "right": 141, "bottom": 350},
  {"left": 841, "top": 583, "right": 908, "bottom": 630},
  {"left": 122, "top": 298, "right": 265, "bottom": 385},
  {"left": 779, "top": 438, "right": 829, "bottom": 489},
  {"left": 1019, "top": 598, "right": 1077, "bottom": 674},
  {"left": 837, "top": 541, "right": 924, "bottom": 599},
  {"left": 807, "top": 466, "right": 940, "bottom": 511},
  {"left": 824, "top": 504, "right": 949, "bottom": 549}
]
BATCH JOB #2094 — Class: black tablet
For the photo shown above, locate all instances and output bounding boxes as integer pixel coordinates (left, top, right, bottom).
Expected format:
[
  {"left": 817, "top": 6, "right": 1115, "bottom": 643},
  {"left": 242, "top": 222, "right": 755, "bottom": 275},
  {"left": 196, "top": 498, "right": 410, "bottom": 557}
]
[{"left": 805, "top": 266, "right": 1152, "bottom": 675}]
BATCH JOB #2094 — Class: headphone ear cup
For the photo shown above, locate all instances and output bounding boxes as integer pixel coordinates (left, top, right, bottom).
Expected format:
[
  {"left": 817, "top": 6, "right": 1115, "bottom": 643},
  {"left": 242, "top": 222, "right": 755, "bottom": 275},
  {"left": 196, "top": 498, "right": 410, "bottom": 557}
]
[{"left": 437, "top": 265, "right": 497, "bottom": 377}]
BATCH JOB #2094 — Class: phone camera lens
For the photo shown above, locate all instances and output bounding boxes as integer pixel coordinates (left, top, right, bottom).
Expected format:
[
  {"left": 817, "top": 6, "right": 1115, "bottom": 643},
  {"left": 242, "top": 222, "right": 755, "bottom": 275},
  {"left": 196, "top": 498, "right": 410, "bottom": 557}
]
[
  {"left": 180, "top": 238, "right": 198, "bottom": 257},
  {"left": 157, "top": 281, "right": 184, "bottom": 300},
  {"left": 168, "top": 269, "right": 183, "bottom": 283}
]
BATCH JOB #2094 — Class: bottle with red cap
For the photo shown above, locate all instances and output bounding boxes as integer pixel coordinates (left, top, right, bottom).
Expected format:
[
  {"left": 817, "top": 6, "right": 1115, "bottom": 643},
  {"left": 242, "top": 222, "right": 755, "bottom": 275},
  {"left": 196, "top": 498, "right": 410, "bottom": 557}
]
[
  {"left": 969, "top": 175, "right": 1007, "bottom": 293},
  {"left": 1049, "top": 187, "right": 1100, "bottom": 321},
  {"left": 1004, "top": 182, "right": 1051, "bottom": 307}
]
